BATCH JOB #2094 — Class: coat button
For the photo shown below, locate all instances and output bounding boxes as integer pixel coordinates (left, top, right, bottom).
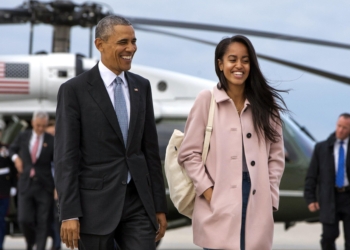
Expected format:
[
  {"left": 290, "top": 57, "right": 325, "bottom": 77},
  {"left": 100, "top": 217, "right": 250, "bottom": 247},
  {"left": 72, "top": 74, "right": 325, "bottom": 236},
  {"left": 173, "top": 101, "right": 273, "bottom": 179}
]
[
  {"left": 247, "top": 133, "right": 252, "bottom": 138},
  {"left": 122, "top": 181, "right": 127, "bottom": 185},
  {"left": 251, "top": 161, "right": 255, "bottom": 166},
  {"left": 253, "top": 189, "right": 256, "bottom": 195}
]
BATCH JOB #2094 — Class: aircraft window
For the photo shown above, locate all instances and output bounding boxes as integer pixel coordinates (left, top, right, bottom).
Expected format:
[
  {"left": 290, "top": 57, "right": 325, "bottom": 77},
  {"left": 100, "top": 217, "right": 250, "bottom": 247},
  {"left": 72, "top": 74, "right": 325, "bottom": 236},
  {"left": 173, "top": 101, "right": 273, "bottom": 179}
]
[
  {"left": 157, "top": 81, "right": 167, "bottom": 92},
  {"left": 284, "top": 141, "right": 298, "bottom": 163},
  {"left": 282, "top": 115, "right": 315, "bottom": 159},
  {"left": 58, "top": 70, "right": 68, "bottom": 77}
]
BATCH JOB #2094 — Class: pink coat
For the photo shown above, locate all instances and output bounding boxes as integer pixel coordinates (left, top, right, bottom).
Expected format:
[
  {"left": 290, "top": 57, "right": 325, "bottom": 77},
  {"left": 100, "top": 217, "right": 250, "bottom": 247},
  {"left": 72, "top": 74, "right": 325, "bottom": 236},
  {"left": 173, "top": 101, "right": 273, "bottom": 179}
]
[{"left": 178, "top": 87, "right": 285, "bottom": 250}]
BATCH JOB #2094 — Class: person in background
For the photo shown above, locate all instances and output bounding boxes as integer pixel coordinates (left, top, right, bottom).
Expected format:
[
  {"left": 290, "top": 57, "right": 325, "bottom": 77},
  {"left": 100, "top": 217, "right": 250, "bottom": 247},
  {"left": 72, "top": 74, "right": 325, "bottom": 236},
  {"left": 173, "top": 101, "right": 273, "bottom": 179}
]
[
  {"left": 178, "top": 35, "right": 287, "bottom": 250},
  {"left": 9, "top": 111, "right": 54, "bottom": 250},
  {"left": 0, "top": 119, "right": 17, "bottom": 250},
  {"left": 305, "top": 113, "right": 350, "bottom": 250}
]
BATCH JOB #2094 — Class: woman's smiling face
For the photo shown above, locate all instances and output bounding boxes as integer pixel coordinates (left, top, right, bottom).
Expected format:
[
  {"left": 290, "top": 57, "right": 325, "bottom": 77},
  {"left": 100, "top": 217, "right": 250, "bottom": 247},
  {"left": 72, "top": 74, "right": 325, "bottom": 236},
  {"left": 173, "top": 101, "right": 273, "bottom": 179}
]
[{"left": 218, "top": 42, "right": 250, "bottom": 88}]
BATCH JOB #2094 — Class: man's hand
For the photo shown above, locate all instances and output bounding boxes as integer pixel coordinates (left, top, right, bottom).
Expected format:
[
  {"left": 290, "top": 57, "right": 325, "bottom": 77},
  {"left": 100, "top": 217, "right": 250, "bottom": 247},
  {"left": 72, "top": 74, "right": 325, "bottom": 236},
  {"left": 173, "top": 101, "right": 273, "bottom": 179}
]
[
  {"left": 202, "top": 187, "right": 213, "bottom": 203},
  {"left": 14, "top": 157, "right": 23, "bottom": 174},
  {"left": 61, "top": 220, "right": 80, "bottom": 249},
  {"left": 308, "top": 202, "right": 320, "bottom": 212},
  {"left": 155, "top": 213, "right": 167, "bottom": 242}
]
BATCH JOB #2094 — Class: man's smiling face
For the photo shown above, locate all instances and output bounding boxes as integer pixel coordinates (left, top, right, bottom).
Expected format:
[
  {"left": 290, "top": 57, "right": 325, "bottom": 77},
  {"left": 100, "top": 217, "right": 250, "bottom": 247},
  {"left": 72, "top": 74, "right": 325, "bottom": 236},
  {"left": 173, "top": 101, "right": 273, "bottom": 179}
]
[{"left": 96, "top": 25, "right": 137, "bottom": 75}]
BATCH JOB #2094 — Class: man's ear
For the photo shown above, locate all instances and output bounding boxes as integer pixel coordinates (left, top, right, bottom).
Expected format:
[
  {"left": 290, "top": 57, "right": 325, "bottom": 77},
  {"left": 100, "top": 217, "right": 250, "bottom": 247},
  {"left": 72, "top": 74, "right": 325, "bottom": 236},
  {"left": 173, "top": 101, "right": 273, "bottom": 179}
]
[{"left": 94, "top": 38, "right": 104, "bottom": 52}]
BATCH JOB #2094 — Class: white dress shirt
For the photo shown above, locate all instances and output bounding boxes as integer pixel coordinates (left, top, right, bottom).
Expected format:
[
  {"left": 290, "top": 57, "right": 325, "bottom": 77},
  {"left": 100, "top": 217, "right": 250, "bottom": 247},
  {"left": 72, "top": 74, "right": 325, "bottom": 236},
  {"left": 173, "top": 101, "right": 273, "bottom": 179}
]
[{"left": 334, "top": 137, "right": 349, "bottom": 187}]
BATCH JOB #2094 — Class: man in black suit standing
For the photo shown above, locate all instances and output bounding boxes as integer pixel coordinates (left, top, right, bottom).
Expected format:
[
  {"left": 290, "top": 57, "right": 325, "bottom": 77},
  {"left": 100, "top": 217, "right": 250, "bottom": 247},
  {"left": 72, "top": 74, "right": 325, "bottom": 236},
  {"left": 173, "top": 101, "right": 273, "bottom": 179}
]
[
  {"left": 9, "top": 111, "right": 54, "bottom": 250},
  {"left": 54, "top": 15, "right": 167, "bottom": 250},
  {"left": 305, "top": 113, "right": 350, "bottom": 250}
]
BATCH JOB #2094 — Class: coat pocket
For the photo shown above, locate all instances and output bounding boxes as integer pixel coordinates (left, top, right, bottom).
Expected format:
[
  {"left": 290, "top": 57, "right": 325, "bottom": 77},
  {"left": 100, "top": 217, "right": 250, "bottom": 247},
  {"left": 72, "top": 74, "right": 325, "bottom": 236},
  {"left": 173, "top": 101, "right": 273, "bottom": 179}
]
[{"left": 79, "top": 177, "right": 103, "bottom": 190}]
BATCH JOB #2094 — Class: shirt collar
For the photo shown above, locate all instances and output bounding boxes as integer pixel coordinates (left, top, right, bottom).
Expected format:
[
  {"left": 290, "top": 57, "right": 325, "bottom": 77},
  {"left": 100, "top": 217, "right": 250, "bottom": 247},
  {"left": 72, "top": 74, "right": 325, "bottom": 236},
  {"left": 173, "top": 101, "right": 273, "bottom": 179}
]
[
  {"left": 98, "top": 61, "right": 127, "bottom": 88},
  {"left": 213, "top": 86, "right": 251, "bottom": 107},
  {"left": 337, "top": 137, "right": 349, "bottom": 145},
  {"left": 32, "top": 130, "right": 43, "bottom": 139}
]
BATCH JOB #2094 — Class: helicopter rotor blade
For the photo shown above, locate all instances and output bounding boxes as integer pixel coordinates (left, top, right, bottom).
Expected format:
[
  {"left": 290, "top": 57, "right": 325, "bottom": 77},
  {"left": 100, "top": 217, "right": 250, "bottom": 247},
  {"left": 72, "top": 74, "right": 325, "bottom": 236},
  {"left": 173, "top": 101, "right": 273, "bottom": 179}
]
[
  {"left": 1, "top": 2, "right": 349, "bottom": 49},
  {"left": 134, "top": 25, "right": 350, "bottom": 85},
  {"left": 129, "top": 17, "right": 350, "bottom": 50}
]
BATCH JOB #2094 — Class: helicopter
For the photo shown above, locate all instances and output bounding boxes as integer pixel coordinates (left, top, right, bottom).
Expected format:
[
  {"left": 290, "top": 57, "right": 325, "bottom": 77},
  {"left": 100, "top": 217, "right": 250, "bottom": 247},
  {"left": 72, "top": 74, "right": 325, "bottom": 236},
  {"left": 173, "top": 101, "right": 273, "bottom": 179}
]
[{"left": 0, "top": 0, "right": 349, "bottom": 238}]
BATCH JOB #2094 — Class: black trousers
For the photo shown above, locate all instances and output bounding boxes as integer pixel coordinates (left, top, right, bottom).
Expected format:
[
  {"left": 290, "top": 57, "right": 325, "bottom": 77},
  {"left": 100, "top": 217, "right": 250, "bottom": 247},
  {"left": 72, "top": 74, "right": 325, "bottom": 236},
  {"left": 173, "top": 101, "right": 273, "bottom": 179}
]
[
  {"left": 18, "top": 180, "right": 53, "bottom": 250},
  {"left": 321, "top": 191, "right": 350, "bottom": 250},
  {"left": 79, "top": 180, "right": 156, "bottom": 250}
]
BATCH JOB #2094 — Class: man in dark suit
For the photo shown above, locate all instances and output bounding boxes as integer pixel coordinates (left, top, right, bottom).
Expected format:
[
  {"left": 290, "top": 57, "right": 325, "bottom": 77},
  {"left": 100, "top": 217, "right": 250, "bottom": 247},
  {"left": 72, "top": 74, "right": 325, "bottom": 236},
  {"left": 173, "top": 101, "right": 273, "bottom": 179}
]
[
  {"left": 305, "top": 113, "right": 350, "bottom": 250},
  {"left": 54, "top": 15, "right": 167, "bottom": 250},
  {"left": 0, "top": 120, "right": 17, "bottom": 250},
  {"left": 9, "top": 111, "right": 54, "bottom": 250}
]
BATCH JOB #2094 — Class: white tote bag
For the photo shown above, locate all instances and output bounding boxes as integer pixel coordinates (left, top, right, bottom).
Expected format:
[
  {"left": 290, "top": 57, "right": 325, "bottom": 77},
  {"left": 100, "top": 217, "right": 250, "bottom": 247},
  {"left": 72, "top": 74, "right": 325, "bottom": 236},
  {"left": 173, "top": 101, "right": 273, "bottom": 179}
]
[{"left": 164, "top": 92, "right": 215, "bottom": 218}]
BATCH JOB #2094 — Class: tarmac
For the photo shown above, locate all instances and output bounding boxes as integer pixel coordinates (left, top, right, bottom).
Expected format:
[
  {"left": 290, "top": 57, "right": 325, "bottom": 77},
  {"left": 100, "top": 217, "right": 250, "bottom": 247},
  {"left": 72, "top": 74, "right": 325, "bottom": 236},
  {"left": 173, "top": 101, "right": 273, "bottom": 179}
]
[{"left": 2, "top": 222, "right": 346, "bottom": 250}]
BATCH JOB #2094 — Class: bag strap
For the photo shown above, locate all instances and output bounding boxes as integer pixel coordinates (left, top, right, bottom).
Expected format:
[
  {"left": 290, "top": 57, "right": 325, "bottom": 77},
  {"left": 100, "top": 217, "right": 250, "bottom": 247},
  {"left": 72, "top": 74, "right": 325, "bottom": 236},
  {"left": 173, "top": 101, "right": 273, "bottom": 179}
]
[{"left": 202, "top": 91, "right": 215, "bottom": 163}]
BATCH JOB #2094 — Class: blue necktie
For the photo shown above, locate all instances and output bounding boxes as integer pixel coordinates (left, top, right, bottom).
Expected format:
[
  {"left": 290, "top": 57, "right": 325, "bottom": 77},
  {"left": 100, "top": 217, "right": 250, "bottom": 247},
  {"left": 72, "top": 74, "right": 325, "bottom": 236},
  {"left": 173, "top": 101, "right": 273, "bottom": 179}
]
[
  {"left": 336, "top": 141, "right": 345, "bottom": 188},
  {"left": 114, "top": 76, "right": 131, "bottom": 183},
  {"left": 114, "top": 76, "right": 128, "bottom": 147}
]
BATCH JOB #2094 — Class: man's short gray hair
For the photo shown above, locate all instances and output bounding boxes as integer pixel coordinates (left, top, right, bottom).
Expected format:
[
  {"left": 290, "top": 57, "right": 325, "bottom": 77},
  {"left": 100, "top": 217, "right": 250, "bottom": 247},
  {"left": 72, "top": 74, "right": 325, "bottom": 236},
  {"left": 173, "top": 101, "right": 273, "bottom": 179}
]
[
  {"left": 32, "top": 110, "right": 49, "bottom": 121},
  {"left": 95, "top": 15, "right": 132, "bottom": 41}
]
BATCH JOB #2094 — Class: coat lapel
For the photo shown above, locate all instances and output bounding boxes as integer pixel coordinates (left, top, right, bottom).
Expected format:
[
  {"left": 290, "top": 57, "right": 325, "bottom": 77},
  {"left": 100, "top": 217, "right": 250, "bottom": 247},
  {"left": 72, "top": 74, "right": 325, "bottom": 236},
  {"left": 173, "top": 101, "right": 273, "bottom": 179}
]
[
  {"left": 125, "top": 71, "right": 140, "bottom": 150},
  {"left": 25, "top": 131, "right": 32, "bottom": 160},
  {"left": 36, "top": 133, "right": 49, "bottom": 162},
  {"left": 86, "top": 65, "right": 125, "bottom": 146}
]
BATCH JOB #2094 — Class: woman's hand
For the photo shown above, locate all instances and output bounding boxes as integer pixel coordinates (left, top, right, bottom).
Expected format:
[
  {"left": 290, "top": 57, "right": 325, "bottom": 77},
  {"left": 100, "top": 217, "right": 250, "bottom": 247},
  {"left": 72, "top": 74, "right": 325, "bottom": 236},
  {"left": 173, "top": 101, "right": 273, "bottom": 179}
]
[{"left": 202, "top": 187, "right": 213, "bottom": 203}]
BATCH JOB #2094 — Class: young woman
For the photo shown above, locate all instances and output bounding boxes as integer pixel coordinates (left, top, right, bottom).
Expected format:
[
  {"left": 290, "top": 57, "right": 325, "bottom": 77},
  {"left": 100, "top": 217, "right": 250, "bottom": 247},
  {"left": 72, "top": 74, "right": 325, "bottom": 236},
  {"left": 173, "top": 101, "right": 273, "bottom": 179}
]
[{"left": 178, "top": 35, "right": 287, "bottom": 250}]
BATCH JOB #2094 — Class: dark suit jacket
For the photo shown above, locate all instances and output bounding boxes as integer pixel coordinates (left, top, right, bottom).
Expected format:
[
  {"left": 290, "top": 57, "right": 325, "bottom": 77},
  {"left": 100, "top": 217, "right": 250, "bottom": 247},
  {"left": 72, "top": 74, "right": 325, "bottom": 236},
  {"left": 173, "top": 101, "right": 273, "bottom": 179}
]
[
  {"left": 0, "top": 143, "right": 17, "bottom": 197},
  {"left": 304, "top": 133, "right": 350, "bottom": 224},
  {"left": 9, "top": 130, "right": 54, "bottom": 193},
  {"left": 54, "top": 64, "right": 167, "bottom": 235}
]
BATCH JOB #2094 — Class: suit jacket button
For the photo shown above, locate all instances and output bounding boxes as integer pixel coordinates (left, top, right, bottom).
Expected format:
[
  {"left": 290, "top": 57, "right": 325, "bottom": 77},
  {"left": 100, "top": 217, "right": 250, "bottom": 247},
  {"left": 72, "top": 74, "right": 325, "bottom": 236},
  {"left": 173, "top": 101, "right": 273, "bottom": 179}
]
[
  {"left": 251, "top": 161, "right": 255, "bottom": 166},
  {"left": 253, "top": 189, "right": 256, "bottom": 195},
  {"left": 247, "top": 133, "right": 252, "bottom": 138},
  {"left": 122, "top": 181, "right": 127, "bottom": 185}
]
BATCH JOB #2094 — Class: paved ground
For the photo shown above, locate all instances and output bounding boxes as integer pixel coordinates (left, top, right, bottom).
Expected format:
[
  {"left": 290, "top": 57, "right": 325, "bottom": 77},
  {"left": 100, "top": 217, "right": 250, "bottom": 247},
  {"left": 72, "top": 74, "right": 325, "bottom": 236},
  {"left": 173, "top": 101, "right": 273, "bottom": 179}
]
[{"left": 2, "top": 222, "right": 346, "bottom": 250}]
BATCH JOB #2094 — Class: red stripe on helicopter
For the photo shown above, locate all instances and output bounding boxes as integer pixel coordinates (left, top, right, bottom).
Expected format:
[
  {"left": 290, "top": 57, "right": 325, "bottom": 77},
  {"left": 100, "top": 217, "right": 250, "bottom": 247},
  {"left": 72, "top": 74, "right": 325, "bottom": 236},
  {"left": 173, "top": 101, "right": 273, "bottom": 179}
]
[{"left": 0, "top": 62, "right": 29, "bottom": 94}]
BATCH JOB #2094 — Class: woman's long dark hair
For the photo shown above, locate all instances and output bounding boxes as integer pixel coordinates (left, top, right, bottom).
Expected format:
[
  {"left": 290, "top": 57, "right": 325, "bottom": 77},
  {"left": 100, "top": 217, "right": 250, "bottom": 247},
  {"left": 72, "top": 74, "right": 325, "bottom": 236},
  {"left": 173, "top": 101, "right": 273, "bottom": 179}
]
[{"left": 215, "top": 35, "right": 288, "bottom": 143}]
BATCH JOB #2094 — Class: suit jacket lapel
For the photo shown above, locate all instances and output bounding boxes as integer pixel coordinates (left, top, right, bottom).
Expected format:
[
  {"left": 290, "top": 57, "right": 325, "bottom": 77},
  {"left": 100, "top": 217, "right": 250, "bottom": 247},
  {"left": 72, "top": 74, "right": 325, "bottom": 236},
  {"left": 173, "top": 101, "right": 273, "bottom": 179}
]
[
  {"left": 86, "top": 65, "right": 125, "bottom": 146},
  {"left": 125, "top": 71, "right": 140, "bottom": 150},
  {"left": 25, "top": 131, "right": 32, "bottom": 161},
  {"left": 36, "top": 133, "right": 48, "bottom": 162}
]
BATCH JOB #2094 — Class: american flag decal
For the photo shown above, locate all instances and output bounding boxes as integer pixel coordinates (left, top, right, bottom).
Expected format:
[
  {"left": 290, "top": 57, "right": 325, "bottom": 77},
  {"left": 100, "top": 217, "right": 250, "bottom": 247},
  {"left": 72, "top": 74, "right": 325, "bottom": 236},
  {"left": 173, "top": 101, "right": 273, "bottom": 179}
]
[{"left": 0, "top": 62, "right": 30, "bottom": 94}]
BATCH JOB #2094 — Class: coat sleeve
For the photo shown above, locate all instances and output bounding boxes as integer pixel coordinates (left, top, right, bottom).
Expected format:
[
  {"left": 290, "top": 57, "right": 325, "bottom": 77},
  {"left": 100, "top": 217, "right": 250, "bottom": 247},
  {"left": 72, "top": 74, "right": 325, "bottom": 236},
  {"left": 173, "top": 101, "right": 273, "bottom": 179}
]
[
  {"left": 141, "top": 81, "right": 167, "bottom": 213},
  {"left": 54, "top": 82, "right": 83, "bottom": 220},
  {"left": 178, "top": 89, "right": 214, "bottom": 197},
  {"left": 304, "top": 142, "right": 320, "bottom": 205},
  {"left": 9, "top": 132, "right": 23, "bottom": 158},
  {"left": 268, "top": 121, "right": 285, "bottom": 211}
]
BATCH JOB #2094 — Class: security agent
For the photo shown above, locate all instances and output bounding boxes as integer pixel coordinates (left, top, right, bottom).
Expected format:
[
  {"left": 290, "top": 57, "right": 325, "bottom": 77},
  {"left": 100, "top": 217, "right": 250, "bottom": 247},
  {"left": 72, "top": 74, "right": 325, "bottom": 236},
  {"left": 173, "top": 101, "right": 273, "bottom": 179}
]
[{"left": 304, "top": 113, "right": 350, "bottom": 250}]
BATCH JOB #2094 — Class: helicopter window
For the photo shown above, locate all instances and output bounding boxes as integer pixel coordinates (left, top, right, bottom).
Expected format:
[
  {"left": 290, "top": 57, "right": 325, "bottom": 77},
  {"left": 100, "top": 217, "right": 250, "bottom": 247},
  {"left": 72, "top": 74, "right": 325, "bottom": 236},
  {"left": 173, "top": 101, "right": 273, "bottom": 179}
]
[
  {"left": 284, "top": 141, "right": 297, "bottom": 163},
  {"left": 283, "top": 115, "right": 315, "bottom": 160},
  {"left": 157, "top": 81, "right": 167, "bottom": 92},
  {"left": 58, "top": 70, "right": 68, "bottom": 77}
]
